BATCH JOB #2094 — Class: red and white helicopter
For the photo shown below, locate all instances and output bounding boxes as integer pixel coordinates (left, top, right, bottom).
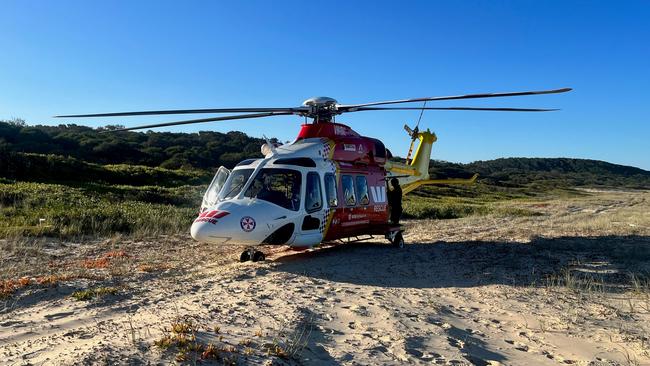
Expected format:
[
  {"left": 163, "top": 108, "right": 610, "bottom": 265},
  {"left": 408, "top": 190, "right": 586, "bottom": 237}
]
[{"left": 57, "top": 88, "right": 571, "bottom": 261}]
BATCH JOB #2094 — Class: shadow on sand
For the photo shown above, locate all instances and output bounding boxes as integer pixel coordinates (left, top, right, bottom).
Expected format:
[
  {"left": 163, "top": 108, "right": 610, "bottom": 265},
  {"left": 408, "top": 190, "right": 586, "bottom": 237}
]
[{"left": 271, "top": 235, "right": 650, "bottom": 290}]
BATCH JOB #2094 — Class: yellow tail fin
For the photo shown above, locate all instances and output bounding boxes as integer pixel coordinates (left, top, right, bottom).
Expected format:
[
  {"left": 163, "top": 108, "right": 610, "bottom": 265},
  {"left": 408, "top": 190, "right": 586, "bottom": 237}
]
[{"left": 385, "top": 129, "right": 477, "bottom": 195}]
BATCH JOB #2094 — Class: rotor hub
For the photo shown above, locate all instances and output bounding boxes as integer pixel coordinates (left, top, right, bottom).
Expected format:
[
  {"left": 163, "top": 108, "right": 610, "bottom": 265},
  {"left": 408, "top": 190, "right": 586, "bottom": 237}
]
[
  {"left": 301, "top": 97, "right": 340, "bottom": 121},
  {"left": 301, "top": 96, "right": 338, "bottom": 107}
]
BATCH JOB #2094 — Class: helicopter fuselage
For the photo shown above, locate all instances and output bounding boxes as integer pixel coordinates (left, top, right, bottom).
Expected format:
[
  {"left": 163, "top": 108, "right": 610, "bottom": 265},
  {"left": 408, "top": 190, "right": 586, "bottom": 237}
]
[{"left": 190, "top": 122, "right": 393, "bottom": 248}]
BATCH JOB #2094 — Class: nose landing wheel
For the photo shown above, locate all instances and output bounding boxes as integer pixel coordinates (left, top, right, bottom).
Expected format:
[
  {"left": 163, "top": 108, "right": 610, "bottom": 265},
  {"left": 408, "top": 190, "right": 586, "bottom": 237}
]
[
  {"left": 385, "top": 228, "right": 405, "bottom": 249},
  {"left": 240, "top": 248, "right": 266, "bottom": 262}
]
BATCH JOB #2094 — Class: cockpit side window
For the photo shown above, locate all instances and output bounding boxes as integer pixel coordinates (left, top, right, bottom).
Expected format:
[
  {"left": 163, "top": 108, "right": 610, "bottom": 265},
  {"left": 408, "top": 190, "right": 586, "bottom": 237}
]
[
  {"left": 220, "top": 169, "right": 254, "bottom": 200},
  {"left": 244, "top": 168, "right": 301, "bottom": 211},
  {"left": 355, "top": 176, "right": 369, "bottom": 205},
  {"left": 324, "top": 173, "right": 338, "bottom": 207},
  {"left": 305, "top": 172, "right": 323, "bottom": 213},
  {"left": 342, "top": 175, "right": 356, "bottom": 206}
]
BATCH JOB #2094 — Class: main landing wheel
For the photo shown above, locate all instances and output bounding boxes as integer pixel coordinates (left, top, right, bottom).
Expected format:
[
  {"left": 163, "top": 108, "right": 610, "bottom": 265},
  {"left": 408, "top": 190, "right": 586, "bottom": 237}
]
[
  {"left": 252, "top": 251, "right": 265, "bottom": 262},
  {"left": 392, "top": 232, "right": 405, "bottom": 249},
  {"left": 239, "top": 250, "right": 251, "bottom": 262},
  {"left": 240, "top": 248, "right": 266, "bottom": 262}
]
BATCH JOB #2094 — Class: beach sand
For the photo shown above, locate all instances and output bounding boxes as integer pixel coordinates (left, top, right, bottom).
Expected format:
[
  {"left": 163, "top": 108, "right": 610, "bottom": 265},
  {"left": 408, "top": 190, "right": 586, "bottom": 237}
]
[{"left": 1, "top": 190, "right": 649, "bottom": 365}]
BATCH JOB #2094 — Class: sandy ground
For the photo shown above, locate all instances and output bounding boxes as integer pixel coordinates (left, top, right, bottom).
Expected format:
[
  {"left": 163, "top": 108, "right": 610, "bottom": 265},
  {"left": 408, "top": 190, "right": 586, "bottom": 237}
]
[{"left": 1, "top": 189, "right": 650, "bottom": 365}]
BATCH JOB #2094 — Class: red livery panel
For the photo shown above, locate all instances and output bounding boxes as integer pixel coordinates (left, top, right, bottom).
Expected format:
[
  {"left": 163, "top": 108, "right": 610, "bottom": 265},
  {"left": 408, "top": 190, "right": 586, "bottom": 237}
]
[{"left": 297, "top": 122, "right": 393, "bottom": 242}]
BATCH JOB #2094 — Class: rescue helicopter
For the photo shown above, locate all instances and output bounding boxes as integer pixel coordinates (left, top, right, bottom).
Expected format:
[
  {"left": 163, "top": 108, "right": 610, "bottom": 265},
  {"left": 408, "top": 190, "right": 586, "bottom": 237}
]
[{"left": 56, "top": 87, "right": 571, "bottom": 262}]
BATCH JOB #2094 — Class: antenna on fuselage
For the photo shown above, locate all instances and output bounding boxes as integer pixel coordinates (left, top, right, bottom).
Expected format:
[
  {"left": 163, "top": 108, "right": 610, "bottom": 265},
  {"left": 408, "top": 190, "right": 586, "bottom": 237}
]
[
  {"left": 404, "top": 101, "right": 427, "bottom": 164},
  {"left": 261, "top": 134, "right": 277, "bottom": 157}
]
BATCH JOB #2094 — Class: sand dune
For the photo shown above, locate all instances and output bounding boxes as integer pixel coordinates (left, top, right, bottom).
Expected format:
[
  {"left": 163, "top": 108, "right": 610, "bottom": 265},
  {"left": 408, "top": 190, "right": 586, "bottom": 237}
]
[{"left": 1, "top": 190, "right": 649, "bottom": 365}]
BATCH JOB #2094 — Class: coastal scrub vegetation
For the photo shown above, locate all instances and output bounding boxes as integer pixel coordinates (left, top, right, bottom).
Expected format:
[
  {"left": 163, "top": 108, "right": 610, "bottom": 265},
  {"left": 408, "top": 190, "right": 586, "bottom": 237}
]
[{"left": 1, "top": 119, "right": 648, "bottom": 238}]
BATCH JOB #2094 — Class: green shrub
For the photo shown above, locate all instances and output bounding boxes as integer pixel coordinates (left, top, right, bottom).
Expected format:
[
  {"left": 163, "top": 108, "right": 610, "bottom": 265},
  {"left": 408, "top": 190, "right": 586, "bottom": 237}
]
[{"left": 0, "top": 182, "right": 198, "bottom": 238}]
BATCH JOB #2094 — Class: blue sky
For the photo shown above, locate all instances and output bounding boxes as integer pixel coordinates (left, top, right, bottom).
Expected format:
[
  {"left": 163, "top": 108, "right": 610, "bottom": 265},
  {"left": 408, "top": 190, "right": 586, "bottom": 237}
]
[{"left": 1, "top": 1, "right": 649, "bottom": 169}]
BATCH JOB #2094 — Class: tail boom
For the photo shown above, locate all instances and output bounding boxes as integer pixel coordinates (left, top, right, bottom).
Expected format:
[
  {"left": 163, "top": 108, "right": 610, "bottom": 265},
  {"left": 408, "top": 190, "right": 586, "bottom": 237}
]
[{"left": 385, "top": 129, "right": 477, "bottom": 195}]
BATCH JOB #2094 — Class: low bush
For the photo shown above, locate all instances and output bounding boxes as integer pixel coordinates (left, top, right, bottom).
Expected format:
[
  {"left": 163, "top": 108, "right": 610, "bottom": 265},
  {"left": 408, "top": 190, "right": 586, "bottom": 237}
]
[{"left": 0, "top": 182, "right": 199, "bottom": 237}]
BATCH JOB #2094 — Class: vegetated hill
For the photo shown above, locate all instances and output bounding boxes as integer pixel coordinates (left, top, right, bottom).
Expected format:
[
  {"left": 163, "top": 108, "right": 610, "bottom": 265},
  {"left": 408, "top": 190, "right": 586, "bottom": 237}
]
[
  {"left": 2, "top": 119, "right": 648, "bottom": 189},
  {"left": 0, "top": 152, "right": 209, "bottom": 187},
  {"left": 0, "top": 119, "right": 267, "bottom": 170},
  {"left": 428, "top": 158, "right": 650, "bottom": 189}
]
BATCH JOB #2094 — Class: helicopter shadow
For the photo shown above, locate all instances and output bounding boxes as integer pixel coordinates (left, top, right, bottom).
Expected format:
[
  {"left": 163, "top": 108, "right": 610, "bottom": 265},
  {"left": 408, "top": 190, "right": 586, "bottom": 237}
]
[{"left": 271, "top": 235, "right": 650, "bottom": 290}]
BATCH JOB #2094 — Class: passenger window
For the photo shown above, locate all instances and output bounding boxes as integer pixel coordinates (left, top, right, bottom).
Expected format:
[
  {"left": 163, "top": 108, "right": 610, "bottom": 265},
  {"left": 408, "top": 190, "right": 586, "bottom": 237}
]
[
  {"left": 342, "top": 175, "right": 356, "bottom": 206},
  {"left": 324, "top": 173, "right": 338, "bottom": 207},
  {"left": 355, "top": 176, "right": 369, "bottom": 205},
  {"left": 305, "top": 172, "right": 323, "bottom": 212}
]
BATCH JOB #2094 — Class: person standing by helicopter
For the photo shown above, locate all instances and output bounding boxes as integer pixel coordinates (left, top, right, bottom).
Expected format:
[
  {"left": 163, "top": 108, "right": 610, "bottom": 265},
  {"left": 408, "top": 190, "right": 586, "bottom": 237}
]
[{"left": 388, "top": 178, "right": 403, "bottom": 224}]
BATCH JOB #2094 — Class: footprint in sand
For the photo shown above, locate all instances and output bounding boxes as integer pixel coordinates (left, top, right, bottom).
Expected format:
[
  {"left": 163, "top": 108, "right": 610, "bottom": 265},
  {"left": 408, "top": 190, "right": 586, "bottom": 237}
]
[
  {"left": 447, "top": 336, "right": 465, "bottom": 349},
  {"left": 458, "top": 306, "right": 480, "bottom": 314},
  {"left": 432, "top": 356, "right": 446, "bottom": 364},
  {"left": 448, "top": 360, "right": 466, "bottom": 365},
  {"left": 44, "top": 311, "right": 75, "bottom": 320},
  {"left": 465, "top": 328, "right": 486, "bottom": 337},
  {"left": 505, "top": 339, "right": 530, "bottom": 352},
  {"left": 541, "top": 350, "right": 555, "bottom": 360},
  {"left": 424, "top": 316, "right": 445, "bottom": 327},
  {"left": 0, "top": 320, "right": 23, "bottom": 327},
  {"left": 343, "top": 304, "right": 370, "bottom": 317}
]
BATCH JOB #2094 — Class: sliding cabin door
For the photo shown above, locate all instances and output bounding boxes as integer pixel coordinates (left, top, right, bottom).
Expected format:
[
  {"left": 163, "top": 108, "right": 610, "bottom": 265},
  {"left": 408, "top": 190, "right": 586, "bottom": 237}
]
[
  {"left": 295, "top": 171, "right": 326, "bottom": 246},
  {"left": 338, "top": 172, "right": 372, "bottom": 237}
]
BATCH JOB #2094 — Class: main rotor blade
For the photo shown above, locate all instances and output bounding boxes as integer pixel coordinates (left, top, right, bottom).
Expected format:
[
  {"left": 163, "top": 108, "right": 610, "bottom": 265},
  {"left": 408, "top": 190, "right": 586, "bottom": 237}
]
[
  {"left": 55, "top": 107, "right": 304, "bottom": 118},
  {"left": 351, "top": 107, "right": 559, "bottom": 112},
  {"left": 101, "top": 112, "right": 294, "bottom": 132},
  {"left": 338, "top": 87, "right": 572, "bottom": 109}
]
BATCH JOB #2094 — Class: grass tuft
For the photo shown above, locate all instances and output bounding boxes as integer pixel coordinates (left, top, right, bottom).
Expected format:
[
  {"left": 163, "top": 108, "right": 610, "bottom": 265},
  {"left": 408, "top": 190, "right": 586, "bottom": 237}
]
[{"left": 71, "top": 286, "right": 118, "bottom": 301}]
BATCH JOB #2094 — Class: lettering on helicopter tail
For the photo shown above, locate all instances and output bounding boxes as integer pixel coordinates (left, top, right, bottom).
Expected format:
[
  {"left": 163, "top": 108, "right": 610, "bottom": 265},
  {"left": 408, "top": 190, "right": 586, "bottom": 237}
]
[
  {"left": 194, "top": 210, "right": 229, "bottom": 225},
  {"left": 370, "top": 186, "right": 387, "bottom": 203},
  {"left": 343, "top": 144, "right": 356, "bottom": 152}
]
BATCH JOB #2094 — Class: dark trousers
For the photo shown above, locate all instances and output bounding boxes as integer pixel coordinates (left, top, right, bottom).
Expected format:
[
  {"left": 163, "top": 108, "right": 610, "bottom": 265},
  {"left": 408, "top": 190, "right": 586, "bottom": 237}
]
[{"left": 390, "top": 207, "right": 402, "bottom": 224}]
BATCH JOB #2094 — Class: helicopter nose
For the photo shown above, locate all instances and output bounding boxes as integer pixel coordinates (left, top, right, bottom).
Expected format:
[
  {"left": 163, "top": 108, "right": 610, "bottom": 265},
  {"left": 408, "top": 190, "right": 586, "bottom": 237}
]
[
  {"left": 190, "top": 210, "right": 230, "bottom": 243},
  {"left": 190, "top": 221, "right": 211, "bottom": 242},
  {"left": 190, "top": 220, "right": 233, "bottom": 244}
]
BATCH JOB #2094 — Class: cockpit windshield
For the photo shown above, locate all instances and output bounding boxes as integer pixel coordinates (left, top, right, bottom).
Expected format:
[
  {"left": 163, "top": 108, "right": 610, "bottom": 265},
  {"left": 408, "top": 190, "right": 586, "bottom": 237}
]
[
  {"left": 244, "top": 168, "right": 301, "bottom": 211},
  {"left": 202, "top": 166, "right": 230, "bottom": 208},
  {"left": 219, "top": 168, "right": 254, "bottom": 200}
]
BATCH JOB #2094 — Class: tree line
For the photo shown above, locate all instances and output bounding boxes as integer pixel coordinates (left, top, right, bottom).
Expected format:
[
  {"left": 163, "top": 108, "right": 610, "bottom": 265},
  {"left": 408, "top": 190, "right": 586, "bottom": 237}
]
[
  {"left": 0, "top": 119, "right": 268, "bottom": 170},
  {"left": 2, "top": 119, "right": 648, "bottom": 189}
]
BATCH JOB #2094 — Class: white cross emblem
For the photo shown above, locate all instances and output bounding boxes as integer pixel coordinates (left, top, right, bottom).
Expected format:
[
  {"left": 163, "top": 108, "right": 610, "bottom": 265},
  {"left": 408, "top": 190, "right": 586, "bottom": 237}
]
[{"left": 240, "top": 216, "right": 256, "bottom": 232}]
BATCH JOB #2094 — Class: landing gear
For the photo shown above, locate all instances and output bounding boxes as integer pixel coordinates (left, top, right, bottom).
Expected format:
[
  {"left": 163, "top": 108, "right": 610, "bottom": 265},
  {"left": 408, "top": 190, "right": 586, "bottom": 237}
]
[
  {"left": 252, "top": 251, "right": 265, "bottom": 262},
  {"left": 239, "top": 250, "right": 251, "bottom": 262},
  {"left": 386, "top": 229, "right": 405, "bottom": 249},
  {"left": 239, "top": 248, "right": 266, "bottom": 262}
]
